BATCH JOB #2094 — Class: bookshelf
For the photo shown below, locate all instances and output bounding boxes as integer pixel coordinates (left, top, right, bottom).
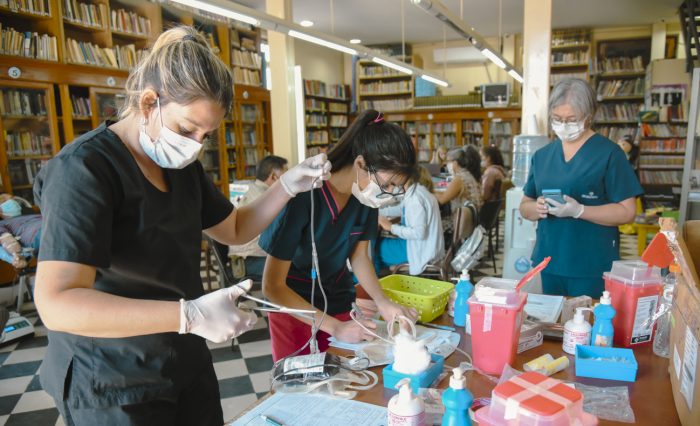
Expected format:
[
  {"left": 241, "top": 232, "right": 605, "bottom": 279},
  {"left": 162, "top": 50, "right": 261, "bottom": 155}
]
[
  {"left": 638, "top": 121, "right": 688, "bottom": 207},
  {"left": 550, "top": 28, "right": 591, "bottom": 87},
  {"left": 679, "top": 68, "right": 700, "bottom": 223},
  {"left": 356, "top": 51, "right": 422, "bottom": 113},
  {"left": 303, "top": 79, "right": 351, "bottom": 158},
  {"left": 386, "top": 108, "right": 521, "bottom": 165},
  {"left": 0, "top": 80, "right": 60, "bottom": 203},
  {"left": 228, "top": 85, "right": 271, "bottom": 181}
]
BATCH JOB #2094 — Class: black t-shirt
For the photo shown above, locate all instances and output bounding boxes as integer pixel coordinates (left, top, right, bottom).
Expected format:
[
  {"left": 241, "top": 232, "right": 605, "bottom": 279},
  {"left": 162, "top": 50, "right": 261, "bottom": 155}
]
[{"left": 34, "top": 122, "right": 233, "bottom": 408}]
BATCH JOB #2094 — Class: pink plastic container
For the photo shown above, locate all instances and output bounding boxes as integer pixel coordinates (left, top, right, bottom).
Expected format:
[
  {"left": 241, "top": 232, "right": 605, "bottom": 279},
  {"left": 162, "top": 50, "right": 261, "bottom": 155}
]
[
  {"left": 468, "top": 278, "right": 527, "bottom": 375},
  {"left": 474, "top": 371, "right": 598, "bottom": 426},
  {"left": 604, "top": 260, "right": 663, "bottom": 347}
]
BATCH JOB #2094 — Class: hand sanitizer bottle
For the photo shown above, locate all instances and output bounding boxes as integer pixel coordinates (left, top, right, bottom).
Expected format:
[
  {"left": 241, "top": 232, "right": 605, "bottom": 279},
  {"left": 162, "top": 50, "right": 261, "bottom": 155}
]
[
  {"left": 453, "top": 270, "right": 473, "bottom": 333},
  {"left": 388, "top": 378, "right": 426, "bottom": 426},
  {"left": 441, "top": 368, "right": 473, "bottom": 426},
  {"left": 563, "top": 307, "right": 592, "bottom": 355},
  {"left": 591, "top": 291, "right": 616, "bottom": 347}
]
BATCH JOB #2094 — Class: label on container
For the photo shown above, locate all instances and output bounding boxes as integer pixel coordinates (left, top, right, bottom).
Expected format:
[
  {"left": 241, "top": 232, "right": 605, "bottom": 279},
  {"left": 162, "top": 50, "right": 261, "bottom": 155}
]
[
  {"left": 680, "top": 326, "right": 698, "bottom": 410},
  {"left": 592, "top": 334, "right": 612, "bottom": 347},
  {"left": 563, "top": 329, "right": 590, "bottom": 354},
  {"left": 630, "top": 295, "right": 658, "bottom": 344},
  {"left": 388, "top": 410, "right": 426, "bottom": 426},
  {"left": 283, "top": 352, "right": 325, "bottom": 375},
  {"left": 674, "top": 344, "right": 681, "bottom": 381},
  {"left": 465, "top": 314, "right": 471, "bottom": 335},
  {"left": 484, "top": 305, "right": 493, "bottom": 332}
]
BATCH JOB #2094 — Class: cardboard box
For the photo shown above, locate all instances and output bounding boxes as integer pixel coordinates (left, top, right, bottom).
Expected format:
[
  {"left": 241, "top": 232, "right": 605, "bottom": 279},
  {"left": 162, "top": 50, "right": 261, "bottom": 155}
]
[
  {"left": 669, "top": 221, "right": 700, "bottom": 426},
  {"left": 517, "top": 319, "right": 544, "bottom": 354}
]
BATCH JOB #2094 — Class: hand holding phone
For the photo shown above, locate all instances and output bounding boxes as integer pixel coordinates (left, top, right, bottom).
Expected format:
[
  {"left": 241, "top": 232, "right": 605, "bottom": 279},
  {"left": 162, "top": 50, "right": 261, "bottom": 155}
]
[{"left": 542, "top": 189, "right": 565, "bottom": 206}]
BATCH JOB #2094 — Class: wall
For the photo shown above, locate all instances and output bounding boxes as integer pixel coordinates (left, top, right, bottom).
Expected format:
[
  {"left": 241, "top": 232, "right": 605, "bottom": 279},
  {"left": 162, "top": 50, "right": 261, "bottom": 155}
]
[{"left": 294, "top": 39, "right": 346, "bottom": 84}]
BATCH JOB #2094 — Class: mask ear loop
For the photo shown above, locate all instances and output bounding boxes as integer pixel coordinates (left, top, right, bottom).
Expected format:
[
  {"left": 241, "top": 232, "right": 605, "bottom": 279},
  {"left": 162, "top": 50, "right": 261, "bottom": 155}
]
[{"left": 156, "top": 97, "right": 164, "bottom": 128}]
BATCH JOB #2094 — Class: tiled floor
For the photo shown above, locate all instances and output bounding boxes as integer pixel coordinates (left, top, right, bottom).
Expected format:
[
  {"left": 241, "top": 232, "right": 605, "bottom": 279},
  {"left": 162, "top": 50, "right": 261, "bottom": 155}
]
[{"left": 0, "top": 221, "right": 640, "bottom": 426}]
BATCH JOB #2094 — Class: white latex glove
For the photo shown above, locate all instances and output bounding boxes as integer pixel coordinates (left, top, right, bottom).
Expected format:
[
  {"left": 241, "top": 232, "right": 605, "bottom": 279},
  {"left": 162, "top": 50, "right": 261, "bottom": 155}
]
[
  {"left": 376, "top": 297, "right": 418, "bottom": 325},
  {"left": 279, "top": 153, "right": 332, "bottom": 197},
  {"left": 546, "top": 195, "right": 585, "bottom": 219},
  {"left": 179, "top": 279, "right": 258, "bottom": 343}
]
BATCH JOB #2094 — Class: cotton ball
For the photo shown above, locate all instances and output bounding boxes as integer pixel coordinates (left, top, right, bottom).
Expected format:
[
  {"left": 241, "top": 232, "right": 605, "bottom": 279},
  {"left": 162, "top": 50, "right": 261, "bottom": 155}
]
[{"left": 392, "top": 331, "right": 431, "bottom": 375}]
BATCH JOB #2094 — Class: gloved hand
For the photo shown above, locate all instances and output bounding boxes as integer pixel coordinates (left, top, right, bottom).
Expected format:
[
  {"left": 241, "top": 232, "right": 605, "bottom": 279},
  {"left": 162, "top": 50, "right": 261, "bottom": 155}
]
[
  {"left": 279, "top": 153, "right": 332, "bottom": 197},
  {"left": 376, "top": 297, "right": 418, "bottom": 325},
  {"left": 179, "top": 279, "right": 258, "bottom": 343},
  {"left": 546, "top": 195, "right": 584, "bottom": 219}
]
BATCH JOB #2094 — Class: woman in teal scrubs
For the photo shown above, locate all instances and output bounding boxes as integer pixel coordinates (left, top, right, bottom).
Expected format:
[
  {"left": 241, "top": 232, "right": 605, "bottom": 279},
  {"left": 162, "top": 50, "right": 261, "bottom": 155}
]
[{"left": 520, "top": 78, "right": 643, "bottom": 297}]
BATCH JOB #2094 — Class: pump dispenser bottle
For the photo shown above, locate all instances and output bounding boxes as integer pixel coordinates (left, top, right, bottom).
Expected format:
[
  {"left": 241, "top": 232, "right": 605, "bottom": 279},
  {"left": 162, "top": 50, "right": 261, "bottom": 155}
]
[
  {"left": 441, "top": 368, "right": 473, "bottom": 426},
  {"left": 563, "top": 307, "right": 592, "bottom": 355},
  {"left": 453, "top": 270, "right": 474, "bottom": 333},
  {"left": 591, "top": 291, "right": 616, "bottom": 347},
  {"left": 388, "top": 378, "right": 426, "bottom": 426}
]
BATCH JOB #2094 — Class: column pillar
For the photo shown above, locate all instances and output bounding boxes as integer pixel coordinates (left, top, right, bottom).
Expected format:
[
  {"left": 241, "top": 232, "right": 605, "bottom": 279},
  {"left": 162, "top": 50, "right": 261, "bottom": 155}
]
[{"left": 521, "top": 0, "right": 552, "bottom": 135}]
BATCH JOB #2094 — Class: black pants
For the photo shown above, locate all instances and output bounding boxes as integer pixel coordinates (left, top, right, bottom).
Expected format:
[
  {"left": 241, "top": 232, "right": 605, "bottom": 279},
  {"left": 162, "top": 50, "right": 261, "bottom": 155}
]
[{"left": 55, "top": 361, "right": 223, "bottom": 426}]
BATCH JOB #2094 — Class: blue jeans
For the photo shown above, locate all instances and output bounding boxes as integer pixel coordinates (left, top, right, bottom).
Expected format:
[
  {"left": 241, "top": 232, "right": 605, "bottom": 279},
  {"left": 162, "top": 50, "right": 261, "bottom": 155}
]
[{"left": 373, "top": 237, "right": 408, "bottom": 274}]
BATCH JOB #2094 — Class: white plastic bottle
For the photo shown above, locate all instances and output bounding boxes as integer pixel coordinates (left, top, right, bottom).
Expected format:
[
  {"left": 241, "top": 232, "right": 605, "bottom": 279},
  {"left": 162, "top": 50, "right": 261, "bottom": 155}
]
[
  {"left": 388, "top": 378, "right": 426, "bottom": 426},
  {"left": 562, "top": 307, "right": 592, "bottom": 355}
]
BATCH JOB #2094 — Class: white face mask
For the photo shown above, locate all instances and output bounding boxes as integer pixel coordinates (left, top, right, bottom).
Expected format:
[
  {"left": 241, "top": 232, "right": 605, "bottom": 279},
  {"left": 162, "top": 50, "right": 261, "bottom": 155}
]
[
  {"left": 139, "top": 98, "right": 203, "bottom": 169},
  {"left": 351, "top": 169, "right": 396, "bottom": 209},
  {"left": 551, "top": 120, "right": 586, "bottom": 143}
]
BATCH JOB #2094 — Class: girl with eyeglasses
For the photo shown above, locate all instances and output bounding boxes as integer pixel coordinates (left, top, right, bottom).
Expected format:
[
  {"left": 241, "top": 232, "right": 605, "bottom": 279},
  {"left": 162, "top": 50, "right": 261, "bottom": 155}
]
[{"left": 260, "top": 109, "right": 419, "bottom": 361}]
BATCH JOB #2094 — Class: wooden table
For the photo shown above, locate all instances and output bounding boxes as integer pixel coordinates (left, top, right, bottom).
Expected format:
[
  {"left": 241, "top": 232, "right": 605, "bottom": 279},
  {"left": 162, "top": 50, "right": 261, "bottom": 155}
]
[{"left": 344, "top": 312, "right": 680, "bottom": 425}]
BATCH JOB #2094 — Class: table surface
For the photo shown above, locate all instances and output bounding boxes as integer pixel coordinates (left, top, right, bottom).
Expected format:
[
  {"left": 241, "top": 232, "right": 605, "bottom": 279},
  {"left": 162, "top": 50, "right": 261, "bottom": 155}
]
[{"left": 344, "top": 312, "right": 680, "bottom": 426}]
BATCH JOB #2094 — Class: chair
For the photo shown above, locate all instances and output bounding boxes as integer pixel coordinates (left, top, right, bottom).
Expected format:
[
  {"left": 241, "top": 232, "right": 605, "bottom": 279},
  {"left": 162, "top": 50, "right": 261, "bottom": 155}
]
[
  {"left": 390, "top": 202, "right": 477, "bottom": 281},
  {"left": 479, "top": 199, "right": 503, "bottom": 274},
  {"left": 202, "top": 235, "right": 241, "bottom": 290}
]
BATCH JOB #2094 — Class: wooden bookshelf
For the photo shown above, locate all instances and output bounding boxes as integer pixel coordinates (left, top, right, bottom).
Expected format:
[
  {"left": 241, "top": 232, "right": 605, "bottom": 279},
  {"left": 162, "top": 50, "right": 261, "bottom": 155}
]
[
  {"left": 355, "top": 49, "right": 422, "bottom": 113},
  {"left": 303, "top": 80, "right": 351, "bottom": 158},
  {"left": 550, "top": 29, "right": 591, "bottom": 87}
]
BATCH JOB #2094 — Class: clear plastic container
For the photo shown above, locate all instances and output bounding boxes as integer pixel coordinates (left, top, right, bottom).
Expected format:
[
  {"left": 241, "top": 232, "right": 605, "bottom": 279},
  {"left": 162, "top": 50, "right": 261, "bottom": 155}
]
[
  {"left": 472, "top": 277, "right": 520, "bottom": 306},
  {"left": 511, "top": 135, "right": 549, "bottom": 187},
  {"left": 603, "top": 260, "right": 663, "bottom": 347}
]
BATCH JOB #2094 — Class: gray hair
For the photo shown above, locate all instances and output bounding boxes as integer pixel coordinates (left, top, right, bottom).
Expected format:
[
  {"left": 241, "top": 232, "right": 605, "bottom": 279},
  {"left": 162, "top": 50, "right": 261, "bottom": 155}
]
[{"left": 549, "top": 78, "right": 597, "bottom": 120}]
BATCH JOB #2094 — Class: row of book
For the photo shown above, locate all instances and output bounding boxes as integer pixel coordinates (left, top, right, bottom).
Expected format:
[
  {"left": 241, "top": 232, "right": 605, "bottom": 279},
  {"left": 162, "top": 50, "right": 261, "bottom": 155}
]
[
  {"left": 597, "top": 126, "right": 637, "bottom": 141},
  {"left": 200, "top": 150, "right": 219, "bottom": 171},
  {"left": 0, "top": 89, "right": 47, "bottom": 116},
  {"left": 0, "top": 0, "right": 50, "bottom": 15},
  {"left": 242, "top": 129, "right": 256, "bottom": 146},
  {"left": 433, "top": 122, "right": 456, "bottom": 133},
  {"left": 658, "top": 105, "right": 687, "bottom": 122},
  {"left": 305, "top": 98, "right": 325, "bottom": 111},
  {"left": 360, "top": 98, "right": 413, "bottom": 112},
  {"left": 640, "top": 123, "right": 686, "bottom": 138},
  {"left": 225, "top": 129, "right": 236, "bottom": 148},
  {"left": 435, "top": 134, "right": 457, "bottom": 148},
  {"left": 596, "top": 78, "right": 644, "bottom": 98},
  {"left": 0, "top": 26, "right": 58, "bottom": 61},
  {"left": 550, "top": 71, "right": 587, "bottom": 86},
  {"left": 463, "top": 134, "right": 484, "bottom": 146},
  {"left": 70, "top": 95, "right": 91, "bottom": 116},
  {"left": 359, "top": 66, "right": 404, "bottom": 78},
  {"left": 240, "top": 106, "right": 258, "bottom": 122},
  {"left": 306, "top": 146, "right": 327, "bottom": 157},
  {"left": 8, "top": 158, "right": 46, "bottom": 186},
  {"left": 232, "top": 68, "right": 261, "bottom": 87},
  {"left": 638, "top": 170, "right": 682, "bottom": 185},
  {"left": 306, "top": 115, "right": 327, "bottom": 126},
  {"left": 598, "top": 56, "right": 644, "bottom": 73},
  {"left": 359, "top": 81, "right": 411, "bottom": 95},
  {"left": 594, "top": 103, "right": 642, "bottom": 122},
  {"left": 491, "top": 135, "right": 511, "bottom": 152},
  {"left": 463, "top": 120, "right": 483, "bottom": 133},
  {"left": 231, "top": 49, "right": 261, "bottom": 69},
  {"left": 304, "top": 80, "right": 349, "bottom": 99},
  {"left": 229, "top": 31, "right": 256, "bottom": 51},
  {"left": 111, "top": 9, "right": 150, "bottom": 35},
  {"left": 491, "top": 122, "right": 513, "bottom": 135},
  {"left": 638, "top": 155, "right": 684, "bottom": 167},
  {"left": 329, "top": 115, "right": 347, "bottom": 127},
  {"left": 63, "top": 0, "right": 107, "bottom": 28},
  {"left": 329, "top": 103, "right": 348, "bottom": 113},
  {"left": 330, "top": 128, "right": 344, "bottom": 141},
  {"left": 4, "top": 130, "right": 52, "bottom": 156},
  {"left": 244, "top": 148, "right": 258, "bottom": 165},
  {"left": 551, "top": 51, "right": 589, "bottom": 65},
  {"left": 307, "top": 130, "right": 329, "bottom": 145},
  {"left": 551, "top": 29, "right": 589, "bottom": 46},
  {"left": 640, "top": 138, "right": 685, "bottom": 152}
]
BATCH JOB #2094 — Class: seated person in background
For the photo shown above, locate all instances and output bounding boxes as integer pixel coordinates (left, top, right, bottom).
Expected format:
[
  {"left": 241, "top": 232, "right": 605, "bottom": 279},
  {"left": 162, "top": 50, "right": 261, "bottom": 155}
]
[
  {"left": 375, "top": 166, "right": 445, "bottom": 275},
  {"left": 0, "top": 197, "right": 41, "bottom": 269},
  {"left": 434, "top": 146, "right": 483, "bottom": 213},
  {"left": 480, "top": 145, "right": 507, "bottom": 202},
  {"left": 228, "top": 155, "right": 288, "bottom": 278},
  {"left": 430, "top": 145, "right": 448, "bottom": 174}
]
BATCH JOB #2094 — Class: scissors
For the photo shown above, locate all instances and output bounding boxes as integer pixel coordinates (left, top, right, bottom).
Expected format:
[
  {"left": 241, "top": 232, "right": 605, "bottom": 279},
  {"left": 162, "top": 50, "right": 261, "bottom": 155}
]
[{"left": 235, "top": 282, "right": 317, "bottom": 320}]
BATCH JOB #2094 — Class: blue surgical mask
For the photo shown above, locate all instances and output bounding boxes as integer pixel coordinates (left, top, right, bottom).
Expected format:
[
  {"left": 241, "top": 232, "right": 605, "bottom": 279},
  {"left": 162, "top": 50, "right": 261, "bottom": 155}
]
[{"left": 0, "top": 199, "right": 21, "bottom": 218}]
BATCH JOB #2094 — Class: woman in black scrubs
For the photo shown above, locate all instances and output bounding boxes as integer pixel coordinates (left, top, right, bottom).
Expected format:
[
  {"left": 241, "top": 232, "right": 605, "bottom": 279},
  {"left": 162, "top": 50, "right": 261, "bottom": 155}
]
[{"left": 32, "top": 27, "right": 330, "bottom": 426}]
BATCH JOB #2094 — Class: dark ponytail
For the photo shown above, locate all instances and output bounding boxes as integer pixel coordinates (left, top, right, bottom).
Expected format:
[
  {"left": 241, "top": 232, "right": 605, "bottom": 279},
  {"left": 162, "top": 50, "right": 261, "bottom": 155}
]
[{"left": 327, "top": 109, "right": 416, "bottom": 178}]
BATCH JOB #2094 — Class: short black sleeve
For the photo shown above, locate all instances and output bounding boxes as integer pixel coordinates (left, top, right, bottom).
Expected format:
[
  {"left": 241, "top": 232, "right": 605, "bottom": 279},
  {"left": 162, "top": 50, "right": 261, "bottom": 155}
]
[
  {"left": 196, "top": 162, "right": 234, "bottom": 229},
  {"left": 35, "top": 149, "right": 116, "bottom": 267},
  {"left": 259, "top": 193, "right": 310, "bottom": 261}
]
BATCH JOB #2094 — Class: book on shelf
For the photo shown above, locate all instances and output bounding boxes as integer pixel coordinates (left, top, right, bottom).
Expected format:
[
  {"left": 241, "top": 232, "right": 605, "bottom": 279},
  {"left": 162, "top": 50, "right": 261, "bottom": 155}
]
[
  {"left": 305, "top": 114, "right": 327, "bottom": 126},
  {"left": 597, "top": 126, "right": 637, "bottom": 141},
  {"left": 359, "top": 65, "right": 404, "bottom": 78},
  {"left": 306, "top": 130, "right": 328, "bottom": 145},
  {"left": 240, "top": 106, "right": 258, "bottom": 122},
  {"left": 329, "top": 115, "right": 347, "bottom": 127},
  {"left": 110, "top": 9, "right": 151, "bottom": 36},
  {"left": 551, "top": 50, "right": 589, "bottom": 65},
  {"left": 0, "top": 89, "right": 47, "bottom": 116},
  {"left": 640, "top": 123, "right": 686, "bottom": 138},
  {"left": 65, "top": 38, "right": 144, "bottom": 69},
  {"left": 63, "top": 0, "right": 108, "bottom": 28},
  {"left": 232, "top": 67, "right": 260, "bottom": 86},
  {"left": 0, "top": 0, "right": 50, "bottom": 15},
  {"left": 596, "top": 78, "right": 644, "bottom": 97},
  {"left": 639, "top": 155, "right": 684, "bottom": 167},
  {"left": 70, "top": 94, "right": 91, "bottom": 116},
  {"left": 240, "top": 36, "right": 256, "bottom": 51},
  {"left": 359, "top": 80, "right": 411, "bottom": 95},
  {"left": 640, "top": 138, "right": 685, "bottom": 152},
  {"left": 304, "top": 79, "right": 327, "bottom": 97},
  {"left": 598, "top": 56, "right": 644, "bottom": 73},
  {"left": 462, "top": 120, "right": 483, "bottom": 133},
  {"left": 306, "top": 146, "right": 326, "bottom": 157},
  {"left": 329, "top": 102, "right": 348, "bottom": 113},
  {"left": 360, "top": 98, "right": 413, "bottom": 111},
  {"left": 638, "top": 170, "right": 683, "bottom": 185},
  {"left": 328, "top": 84, "right": 347, "bottom": 100},
  {"left": 244, "top": 149, "right": 258, "bottom": 165},
  {"left": 594, "top": 103, "right": 642, "bottom": 122},
  {"left": 231, "top": 49, "right": 261, "bottom": 69},
  {"left": 4, "top": 130, "right": 52, "bottom": 156},
  {"left": 8, "top": 158, "right": 47, "bottom": 186},
  {"left": 551, "top": 29, "right": 589, "bottom": 46},
  {"left": 0, "top": 25, "right": 58, "bottom": 61}
]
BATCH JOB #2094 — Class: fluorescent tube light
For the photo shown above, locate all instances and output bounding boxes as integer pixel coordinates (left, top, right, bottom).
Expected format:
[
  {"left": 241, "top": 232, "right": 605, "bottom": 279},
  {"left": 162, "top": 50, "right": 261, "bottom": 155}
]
[
  {"left": 508, "top": 69, "right": 523, "bottom": 83},
  {"left": 481, "top": 48, "right": 506, "bottom": 69},
  {"left": 170, "top": 0, "right": 260, "bottom": 26},
  {"left": 421, "top": 74, "right": 449, "bottom": 87},
  {"left": 372, "top": 57, "right": 413, "bottom": 75},
  {"left": 350, "top": 39, "right": 362, "bottom": 44},
  {"left": 300, "top": 20, "right": 314, "bottom": 27},
  {"left": 288, "top": 30, "right": 357, "bottom": 55}
]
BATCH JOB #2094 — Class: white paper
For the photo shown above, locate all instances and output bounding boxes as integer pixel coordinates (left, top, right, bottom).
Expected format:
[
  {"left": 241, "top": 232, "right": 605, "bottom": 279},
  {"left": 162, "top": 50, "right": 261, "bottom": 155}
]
[
  {"left": 524, "top": 294, "right": 565, "bottom": 323},
  {"left": 681, "top": 326, "right": 698, "bottom": 410},
  {"left": 229, "top": 392, "right": 387, "bottom": 426},
  {"left": 631, "top": 295, "right": 658, "bottom": 344}
]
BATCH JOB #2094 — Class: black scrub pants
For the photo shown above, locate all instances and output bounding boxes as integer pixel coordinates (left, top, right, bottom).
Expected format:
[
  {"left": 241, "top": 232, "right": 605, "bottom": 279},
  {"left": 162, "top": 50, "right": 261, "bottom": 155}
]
[{"left": 55, "top": 360, "right": 223, "bottom": 426}]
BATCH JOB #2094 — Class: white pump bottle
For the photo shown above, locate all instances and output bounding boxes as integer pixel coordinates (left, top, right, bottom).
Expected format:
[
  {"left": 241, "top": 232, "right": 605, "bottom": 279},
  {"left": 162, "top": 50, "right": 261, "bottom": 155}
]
[{"left": 388, "top": 378, "right": 426, "bottom": 426}]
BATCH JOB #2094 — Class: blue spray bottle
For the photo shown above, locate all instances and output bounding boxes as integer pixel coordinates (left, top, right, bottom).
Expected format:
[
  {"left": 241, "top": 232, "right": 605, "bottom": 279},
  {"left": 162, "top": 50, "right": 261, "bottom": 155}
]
[
  {"left": 591, "top": 290, "right": 616, "bottom": 347},
  {"left": 442, "top": 367, "right": 473, "bottom": 426},
  {"left": 453, "top": 270, "right": 473, "bottom": 332}
]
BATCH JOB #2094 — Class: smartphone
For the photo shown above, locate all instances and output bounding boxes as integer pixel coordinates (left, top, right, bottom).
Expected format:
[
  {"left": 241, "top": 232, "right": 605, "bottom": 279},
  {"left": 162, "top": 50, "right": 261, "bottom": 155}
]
[{"left": 542, "top": 189, "right": 565, "bottom": 205}]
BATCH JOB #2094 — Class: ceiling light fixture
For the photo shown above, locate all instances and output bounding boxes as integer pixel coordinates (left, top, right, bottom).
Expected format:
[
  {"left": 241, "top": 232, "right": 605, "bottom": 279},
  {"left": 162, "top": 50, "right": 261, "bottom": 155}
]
[
  {"left": 167, "top": 0, "right": 449, "bottom": 87},
  {"left": 508, "top": 69, "right": 524, "bottom": 83},
  {"left": 299, "top": 20, "right": 314, "bottom": 27},
  {"left": 350, "top": 39, "right": 361, "bottom": 44},
  {"left": 411, "top": 0, "right": 522, "bottom": 82},
  {"left": 421, "top": 74, "right": 449, "bottom": 87}
]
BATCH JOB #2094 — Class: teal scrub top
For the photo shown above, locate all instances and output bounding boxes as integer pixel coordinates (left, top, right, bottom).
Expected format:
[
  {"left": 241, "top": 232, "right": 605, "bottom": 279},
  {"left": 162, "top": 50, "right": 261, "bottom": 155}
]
[{"left": 523, "top": 133, "right": 643, "bottom": 278}]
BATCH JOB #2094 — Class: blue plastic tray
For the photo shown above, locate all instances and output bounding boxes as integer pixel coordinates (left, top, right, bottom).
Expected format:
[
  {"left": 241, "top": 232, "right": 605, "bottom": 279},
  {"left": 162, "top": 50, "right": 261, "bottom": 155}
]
[
  {"left": 575, "top": 345, "right": 638, "bottom": 382},
  {"left": 383, "top": 354, "right": 445, "bottom": 394}
]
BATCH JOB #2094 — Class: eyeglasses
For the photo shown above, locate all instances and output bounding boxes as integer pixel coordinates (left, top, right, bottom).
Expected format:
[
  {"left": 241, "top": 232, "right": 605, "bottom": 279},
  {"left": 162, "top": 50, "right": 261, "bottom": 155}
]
[
  {"left": 551, "top": 117, "right": 582, "bottom": 126},
  {"left": 368, "top": 167, "right": 408, "bottom": 199}
]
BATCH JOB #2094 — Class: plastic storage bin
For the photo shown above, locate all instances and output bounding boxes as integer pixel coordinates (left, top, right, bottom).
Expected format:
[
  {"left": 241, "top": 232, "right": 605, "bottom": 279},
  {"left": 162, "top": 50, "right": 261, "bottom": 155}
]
[
  {"left": 604, "top": 260, "right": 663, "bottom": 347},
  {"left": 575, "top": 345, "right": 638, "bottom": 382},
  {"left": 379, "top": 275, "right": 453, "bottom": 322},
  {"left": 383, "top": 354, "right": 445, "bottom": 394},
  {"left": 474, "top": 371, "right": 598, "bottom": 426},
  {"left": 469, "top": 277, "right": 527, "bottom": 375}
]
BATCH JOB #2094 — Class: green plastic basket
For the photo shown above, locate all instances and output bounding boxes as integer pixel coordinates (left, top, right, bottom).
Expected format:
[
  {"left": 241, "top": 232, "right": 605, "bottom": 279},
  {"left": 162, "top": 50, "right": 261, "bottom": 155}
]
[{"left": 379, "top": 274, "right": 455, "bottom": 323}]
